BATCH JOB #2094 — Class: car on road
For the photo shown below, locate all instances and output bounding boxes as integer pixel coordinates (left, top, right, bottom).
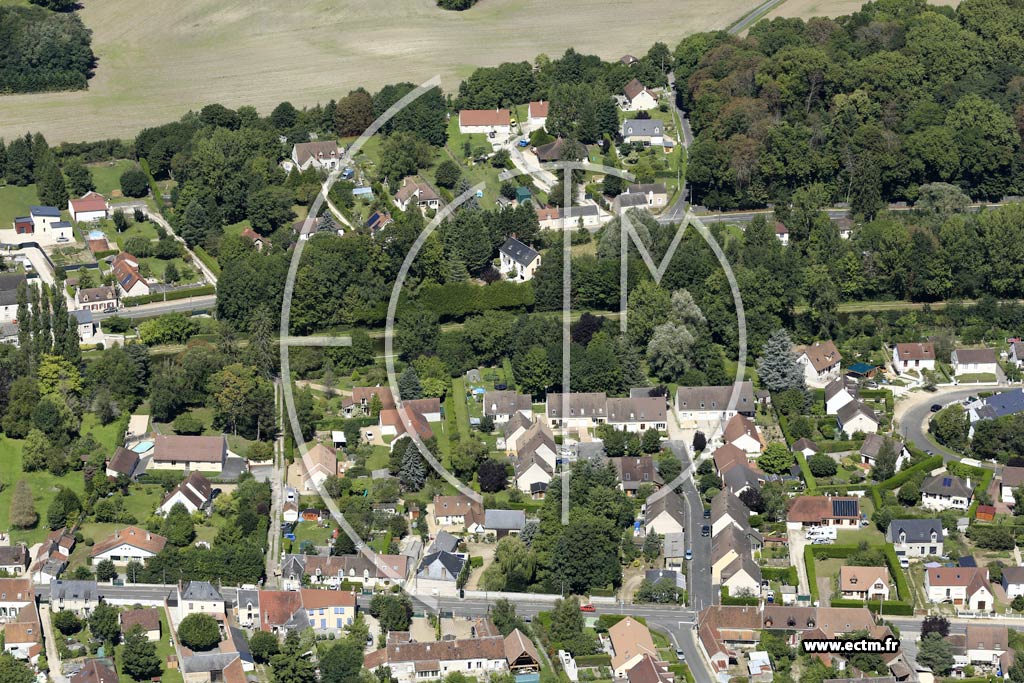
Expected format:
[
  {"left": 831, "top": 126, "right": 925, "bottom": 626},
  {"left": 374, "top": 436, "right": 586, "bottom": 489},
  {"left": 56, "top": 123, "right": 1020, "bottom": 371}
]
[
  {"left": 899, "top": 557, "right": 910, "bottom": 569},
  {"left": 701, "top": 525, "right": 710, "bottom": 537},
  {"left": 703, "top": 508, "right": 711, "bottom": 519},
  {"left": 685, "top": 548, "right": 693, "bottom": 560},
  {"left": 675, "top": 649, "right": 686, "bottom": 662},
  {"left": 579, "top": 603, "right": 596, "bottom": 612},
  {"left": 930, "top": 404, "right": 943, "bottom": 412}
]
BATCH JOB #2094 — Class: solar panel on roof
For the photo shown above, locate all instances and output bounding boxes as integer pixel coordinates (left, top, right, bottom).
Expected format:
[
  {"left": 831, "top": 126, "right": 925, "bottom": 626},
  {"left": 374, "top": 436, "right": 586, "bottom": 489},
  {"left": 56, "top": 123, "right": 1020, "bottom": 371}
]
[{"left": 832, "top": 499, "right": 857, "bottom": 517}]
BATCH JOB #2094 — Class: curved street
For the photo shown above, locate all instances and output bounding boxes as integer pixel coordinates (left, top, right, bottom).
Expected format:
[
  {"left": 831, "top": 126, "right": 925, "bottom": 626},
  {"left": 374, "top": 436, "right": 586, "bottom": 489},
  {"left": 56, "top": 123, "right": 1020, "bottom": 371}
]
[{"left": 895, "top": 385, "right": 1001, "bottom": 462}]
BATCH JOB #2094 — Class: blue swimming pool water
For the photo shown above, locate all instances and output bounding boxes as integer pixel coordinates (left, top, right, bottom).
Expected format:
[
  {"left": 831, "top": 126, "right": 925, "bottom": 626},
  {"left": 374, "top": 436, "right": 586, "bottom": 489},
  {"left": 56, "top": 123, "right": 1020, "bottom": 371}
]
[
  {"left": 131, "top": 440, "right": 154, "bottom": 453},
  {"left": 87, "top": 230, "right": 106, "bottom": 240}
]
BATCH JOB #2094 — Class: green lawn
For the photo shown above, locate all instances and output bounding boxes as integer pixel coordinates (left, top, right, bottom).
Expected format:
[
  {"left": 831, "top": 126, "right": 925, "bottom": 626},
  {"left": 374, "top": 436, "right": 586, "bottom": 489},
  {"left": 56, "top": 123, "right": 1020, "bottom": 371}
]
[
  {"left": 366, "top": 446, "right": 390, "bottom": 472},
  {"left": 223, "top": 220, "right": 253, "bottom": 237},
  {"left": 446, "top": 116, "right": 492, "bottom": 161},
  {"left": 451, "top": 377, "right": 470, "bottom": 439},
  {"left": 836, "top": 525, "right": 886, "bottom": 546},
  {"left": 113, "top": 220, "right": 159, "bottom": 249},
  {"left": 0, "top": 435, "right": 88, "bottom": 545},
  {"left": 113, "top": 608, "right": 183, "bottom": 683},
  {"left": 957, "top": 373, "right": 997, "bottom": 383},
  {"left": 121, "top": 484, "right": 166, "bottom": 522},
  {"left": 0, "top": 183, "right": 39, "bottom": 227},
  {"left": 86, "top": 160, "right": 138, "bottom": 197},
  {"left": 80, "top": 412, "right": 126, "bottom": 453},
  {"left": 139, "top": 256, "right": 199, "bottom": 284},
  {"left": 292, "top": 521, "right": 337, "bottom": 549}
]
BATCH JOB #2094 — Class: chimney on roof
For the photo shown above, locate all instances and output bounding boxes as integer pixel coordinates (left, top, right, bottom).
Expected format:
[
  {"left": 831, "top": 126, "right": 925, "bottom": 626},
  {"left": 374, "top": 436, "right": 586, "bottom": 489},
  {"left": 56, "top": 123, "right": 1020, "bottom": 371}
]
[{"left": 146, "top": 532, "right": 151, "bottom": 541}]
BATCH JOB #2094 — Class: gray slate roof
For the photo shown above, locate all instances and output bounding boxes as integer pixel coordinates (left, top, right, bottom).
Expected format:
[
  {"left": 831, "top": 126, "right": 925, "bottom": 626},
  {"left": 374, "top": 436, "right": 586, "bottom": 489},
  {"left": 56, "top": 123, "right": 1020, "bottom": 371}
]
[
  {"left": 181, "top": 580, "right": 222, "bottom": 601},
  {"left": 621, "top": 119, "right": 663, "bottom": 138},
  {"left": 418, "top": 550, "right": 466, "bottom": 577},
  {"left": 499, "top": 237, "right": 540, "bottom": 268},
  {"left": 887, "top": 519, "right": 943, "bottom": 543},
  {"left": 484, "top": 509, "right": 526, "bottom": 531},
  {"left": 428, "top": 531, "right": 460, "bottom": 554},
  {"left": 921, "top": 473, "right": 973, "bottom": 499},
  {"left": 51, "top": 580, "right": 99, "bottom": 601}
]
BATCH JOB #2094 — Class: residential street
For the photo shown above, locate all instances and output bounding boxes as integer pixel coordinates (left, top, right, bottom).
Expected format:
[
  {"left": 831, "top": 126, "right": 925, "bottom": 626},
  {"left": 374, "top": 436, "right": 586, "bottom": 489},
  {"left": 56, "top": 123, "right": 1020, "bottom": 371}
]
[
  {"left": 93, "top": 294, "right": 217, "bottom": 320},
  {"left": 895, "top": 385, "right": 1002, "bottom": 462}
]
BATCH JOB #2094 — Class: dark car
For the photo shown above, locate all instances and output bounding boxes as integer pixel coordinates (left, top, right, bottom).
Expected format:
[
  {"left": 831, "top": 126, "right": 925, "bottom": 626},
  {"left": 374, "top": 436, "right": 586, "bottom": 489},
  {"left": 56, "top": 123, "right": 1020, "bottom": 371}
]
[
  {"left": 701, "top": 525, "right": 710, "bottom": 537},
  {"left": 930, "top": 404, "right": 943, "bottom": 412},
  {"left": 703, "top": 508, "right": 711, "bottom": 519}
]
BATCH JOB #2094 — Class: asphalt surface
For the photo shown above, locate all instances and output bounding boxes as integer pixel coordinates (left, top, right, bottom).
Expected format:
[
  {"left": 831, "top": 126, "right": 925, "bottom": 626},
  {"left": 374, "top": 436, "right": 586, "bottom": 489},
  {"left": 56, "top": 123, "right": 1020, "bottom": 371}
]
[
  {"left": 94, "top": 294, "right": 217, "bottom": 320},
  {"left": 899, "top": 387, "right": 1000, "bottom": 462}
]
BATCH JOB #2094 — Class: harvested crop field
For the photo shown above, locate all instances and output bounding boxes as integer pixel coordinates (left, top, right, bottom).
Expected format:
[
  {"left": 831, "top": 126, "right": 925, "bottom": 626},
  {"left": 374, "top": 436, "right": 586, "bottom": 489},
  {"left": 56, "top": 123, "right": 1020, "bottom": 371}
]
[
  {"left": 0, "top": 0, "right": 761, "bottom": 143},
  {"left": 766, "top": 0, "right": 958, "bottom": 21}
]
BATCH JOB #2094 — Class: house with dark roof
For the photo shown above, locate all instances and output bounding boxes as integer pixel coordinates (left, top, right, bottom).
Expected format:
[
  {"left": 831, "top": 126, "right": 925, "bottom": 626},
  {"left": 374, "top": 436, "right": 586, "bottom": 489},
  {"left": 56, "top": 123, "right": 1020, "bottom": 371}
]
[
  {"left": 787, "top": 497, "right": 860, "bottom": 528},
  {"left": 70, "top": 659, "right": 117, "bottom": 683},
  {"left": 499, "top": 237, "right": 541, "bottom": 282},
  {"left": 151, "top": 434, "right": 227, "bottom": 473},
  {"left": 607, "top": 397, "right": 668, "bottom": 433},
  {"left": 951, "top": 348, "right": 998, "bottom": 377},
  {"left": 859, "top": 434, "right": 909, "bottom": 469},
  {"left": 621, "top": 119, "right": 664, "bottom": 145},
  {"left": 824, "top": 376, "right": 858, "bottom": 415},
  {"left": 0, "top": 274, "right": 27, "bottom": 324},
  {"left": 158, "top": 471, "right": 213, "bottom": 516},
  {"left": 417, "top": 551, "right": 467, "bottom": 582},
  {"left": 483, "top": 391, "right": 532, "bottom": 424},
  {"left": 836, "top": 400, "right": 879, "bottom": 438},
  {"left": 50, "top": 580, "right": 98, "bottom": 615},
  {"left": 546, "top": 392, "right": 608, "bottom": 429},
  {"left": 105, "top": 447, "right": 140, "bottom": 480},
  {"left": 1002, "top": 566, "right": 1024, "bottom": 599},
  {"left": 176, "top": 581, "right": 224, "bottom": 621},
  {"left": 886, "top": 519, "right": 944, "bottom": 558},
  {"left": 644, "top": 492, "right": 686, "bottom": 536},
  {"left": 614, "top": 457, "right": 663, "bottom": 495},
  {"left": 28, "top": 205, "right": 73, "bottom": 242},
  {"left": 0, "top": 546, "right": 29, "bottom": 576},
  {"left": 483, "top": 510, "right": 526, "bottom": 538},
  {"left": 515, "top": 449, "right": 553, "bottom": 497},
  {"left": 892, "top": 342, "right": 936, "bottom": 374},
  {"left": 428, "top": 532, "right": 460, "bottom": 555},
  {"left": 621, "top": 79, "right": 658, "bottom": 111},
  {"left": 674, "top": 382, "right": 756, "bottom": 423},
  {"left": 622, "top": 183, "right": 668, "bottom": 209},
  {"left": 968, "top": 389, "right": 1024, "bottom": 432},
  {"left": 120, "top": 607, "right": 161, "bottom": 641},
  {"left": 1001, "top": 466, "right": 1024, "bottom": 506},
  {"left": 75, "top": 285, "right": 118, "bottom": 313},
  {"left": 794, "top": 341, "right": 842, "bottom": 386},
  {"left": 792, "top": 438, "right": 819, "bottom": 457},
  {"left": 921, "top": 472, "right": 973, "bottom": 511}
]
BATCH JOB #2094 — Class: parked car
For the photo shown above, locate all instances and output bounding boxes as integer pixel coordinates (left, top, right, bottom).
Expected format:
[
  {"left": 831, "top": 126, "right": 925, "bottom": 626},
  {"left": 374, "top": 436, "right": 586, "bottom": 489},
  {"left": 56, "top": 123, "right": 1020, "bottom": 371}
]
[
  {"left": 701, "top": 525, "right": 710, "bottom": 537},
  {"left": 703, "top": 508, "right": 711, "bottom": 519},
  {"left": 930, "top": 404, "right": 943, "bottom": 412},
  {"left": 579, "top": 603, "right": 596, "bottom": 613},
  {"left": 675, "top": 649, "right": 686, "bottom": 662},
  {"left": 685, "top": 548, "right": 693, "bottom": 560},
  {"left": 899, "top": 557, "right": 910, "bottom": 569}
]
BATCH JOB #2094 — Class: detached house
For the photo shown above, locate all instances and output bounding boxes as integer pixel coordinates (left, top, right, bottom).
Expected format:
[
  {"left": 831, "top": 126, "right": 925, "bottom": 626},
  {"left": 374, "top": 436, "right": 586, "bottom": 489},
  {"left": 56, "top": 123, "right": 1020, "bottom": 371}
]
[
  {"left": 859, "top": 434, "right": 910, "bottom": 469},
  {"left": 609, "top": 617, "right": 659, "bottom": 678},
  {"left": 90, "top": 526, "right": 167, "bottom": 566},
  {"left": 722, "top": 414, "right": 762, "bottom": 454},
  {"left": 417, "top": 551, "right": 467, "bottom": 582},
  {"left": 68, "top": 192, "right": 108, "bottom": 223},
  {"left": 498, "top": 237, "right": 541, "bottom": 281},
  {"left": 839, "top": 566, "right": 890, "bottom": 601},
  {"left": 291, "top": 141, "right": 342, "bottom": 171},
  {"left": 824, "top": 376, "right": 858, "bottom": 415},
  {"left": 886, "top": 519, "right": 944, "bottom": 558},
  {"left": 151, "top": 434, "right": 227, "bottom": 473},
  {"left": 622, "top": 183, "right": 668, "bottom": 208},
  {"left": 527, "top": 101, "right": 549, "bottom": 129},
  {"left": 965, "top": 624, "right": 1014, "bottom": 670},
  {"left": 1002, "top": 567, "right": 1024, "bottom": 599},
  {"left": 925, "top": 566, "right": 992, "bottom": 610},
  {"left": 892, "top": 342, "right": 936, "bottom": 374},
  {"left": 644, "top": 492, "right": 686, "bottom": 536},
  {"left": 458, "top": 109, "right": 511, "bottom": 138},
  {"left": 433, "top": 495, "right": 484, "bottom": 532},
  {"left": 158, "top": 472, "right": 213, "bottom": 516},
  {"left": 112, "top": 252, "right": 151, "bottom": 298},
  {"left": 75, "top": 286, "right": 118, "bottom": 313},
  {"left": 794, "top": 341, "right": 842, "bottom": 385},
  {"left": 836, "top": 400, "right": 879, "bottom": 438},
  {"left": 774, "top": 222, "right": 789, "bottom": 245},
  {"left": 299, "top": 443, "right": 340, "bottom": 493},
  {"left": 615, "top": 457, "right": 663, "bottom": 496},
  {"left": 621, "top": 119, "right": 663, "bottom": 146},
  {"left": 105, "top": 447, "right": 140, "bottom": 480},
  {"left": 28, "top": 205, "right": 73, "bottom": 242},
  {"left": 1001, "top": 467, "right": 1024, "bottom": 505},
  {"left": 0, "top": 546, "right": 28, "bottom": 576},
  {"left": 921, "top": 473, "right": 973, "bottom": 511},
  {"left": 393, "top": 178, "right": 442, "bottom": 214},
  {"left": 674, "top": 382, "right": 756, "bottom": 423},
  {"left": 786, "top": 497, "right": 860, "bottom": 528},
  {"left": 951, "top": 348, "right": 998, "bottom": 377},
  {"left": 622, "top": 79, "right": 658, "bottom": 111}
]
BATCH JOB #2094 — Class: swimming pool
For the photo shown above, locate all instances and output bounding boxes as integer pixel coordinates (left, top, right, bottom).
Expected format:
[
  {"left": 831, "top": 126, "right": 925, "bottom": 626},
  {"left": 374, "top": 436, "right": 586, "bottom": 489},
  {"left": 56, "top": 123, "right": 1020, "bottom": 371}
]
[
  {"left": 131, "top": 440, "right": 154, "bottom": 453},
  {"left": 87, "top": 230, "right": 107, "bottom": 241}
]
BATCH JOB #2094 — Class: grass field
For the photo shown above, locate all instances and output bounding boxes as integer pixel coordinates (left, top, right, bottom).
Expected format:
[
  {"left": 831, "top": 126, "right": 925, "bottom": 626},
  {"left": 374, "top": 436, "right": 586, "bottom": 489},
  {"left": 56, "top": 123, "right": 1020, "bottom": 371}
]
[
  {"left": 765, "top": 0, "right": 957, "bottom": 22},
  {"left": 0, "top": 0, "right": 762, "bottom": 143},
  {"left": 0, "top": 184, "right": 40, "bottom": 228},
  {"left": 87, "top": 160, "right": 138, "bottom": 196}
]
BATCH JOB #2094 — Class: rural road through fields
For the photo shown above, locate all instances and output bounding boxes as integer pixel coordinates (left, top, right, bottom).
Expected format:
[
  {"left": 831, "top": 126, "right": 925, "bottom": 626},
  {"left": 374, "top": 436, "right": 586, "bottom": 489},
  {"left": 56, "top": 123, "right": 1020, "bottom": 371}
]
[{"left": 728, "top": 0, "right": 790, "bottom": 33}]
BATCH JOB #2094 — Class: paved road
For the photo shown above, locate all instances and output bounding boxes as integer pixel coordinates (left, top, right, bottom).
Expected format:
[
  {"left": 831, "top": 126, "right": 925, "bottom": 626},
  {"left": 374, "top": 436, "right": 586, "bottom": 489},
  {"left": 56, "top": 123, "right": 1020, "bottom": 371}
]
[
  {"left": 898, "top": 386, "right": 1001, "bottom": 462},
  {"left": 94, "top": 294, "right": 217, "bottom": 321},
  {"left": 728, "top": 0, "right": 788, "bottom": 34},
  {"left": 38, "top": 603, "right": 68, "bottom": 683},
  {"left": 265, "top": 378, "right": 286, "bottom": 587}
]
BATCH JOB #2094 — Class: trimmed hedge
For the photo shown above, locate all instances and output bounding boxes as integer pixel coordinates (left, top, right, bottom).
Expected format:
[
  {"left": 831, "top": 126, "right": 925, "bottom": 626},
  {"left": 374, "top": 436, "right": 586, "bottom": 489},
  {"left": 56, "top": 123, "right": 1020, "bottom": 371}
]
[
  {"left": 470, "top": 556, "right": 484, "bottom": 568},
  {"left": 794, "top": 450, "right": 818, "bottom": 494},
  {"left": 818, "top": 440, "right": 863, "bottom": 453},
  {"left": 413, "top": 280, "right": 534, "bottom": 321},
  {"left": 805, "top": 546, "right": 818, "bottom": 601},
  {"left": 193, "top": 245, "right": 222, "bottom": 277},
  {"left": 879, "top": 455, "right": 944, "bottom": 492},
  {"left": 828, "top": 598, "right": 914, "bottom": 615},
  {"left": 575, "top": 655, "right": 612, "bottom": 668},
  {"left": 881, "top": 544, "right": 911, "bottom": 602},
  {"left": 967, "top": 469, "right": 995, "bottom": 519},
  {"left": 860, "top": 389, "right": 895, "bottom": 413},
  {"left": 762, "top": 566, "right": 799, "bottom": 585},
  {"left": 122, "top": 284, "right": 216, "bottom": 307}
]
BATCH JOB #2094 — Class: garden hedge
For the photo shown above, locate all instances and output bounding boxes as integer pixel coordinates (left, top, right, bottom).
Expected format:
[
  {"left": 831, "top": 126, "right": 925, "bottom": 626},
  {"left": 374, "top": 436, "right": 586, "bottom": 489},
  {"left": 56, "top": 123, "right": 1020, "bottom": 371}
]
[
  {"left": 575, "top": 655, "right": 612, "bottom": 668},
  {"left": 828, "top": 598, "right": 914, "bottom": 615},
  {"left": 879, "top": 455, "right": 944, "bottom": 492},
  {"left": 721, "top": 587, "right": 759, "bottom": 605},
  {"left": 762, "top": 567, "right": 799, "bottom": 585},
  {"left": 794, "top": 450, "right": 818, "bottom": 494},
  {"left": 413, "top": 280, "right": 534, "bottom": 321}
]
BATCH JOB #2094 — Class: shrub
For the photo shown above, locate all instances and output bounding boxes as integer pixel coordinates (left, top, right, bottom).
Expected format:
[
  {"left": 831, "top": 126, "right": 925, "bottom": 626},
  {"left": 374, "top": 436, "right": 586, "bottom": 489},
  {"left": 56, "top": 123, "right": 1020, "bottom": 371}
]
[{"left": 177, "top": 613, "right": 220, "bottom": 651}]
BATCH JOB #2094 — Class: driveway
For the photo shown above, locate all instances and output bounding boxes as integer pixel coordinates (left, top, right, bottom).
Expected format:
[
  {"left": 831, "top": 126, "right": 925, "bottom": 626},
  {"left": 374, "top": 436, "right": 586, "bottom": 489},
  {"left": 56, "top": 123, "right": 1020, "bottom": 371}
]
[
  {"left": 788, "top": 527, "right": 810, "bottom": 596},
  {"left": 39, "top": 603, "right": 69, "bottom": 683},
  {"left": 216, "top": 454, "right": 249, "bottom": 482}
]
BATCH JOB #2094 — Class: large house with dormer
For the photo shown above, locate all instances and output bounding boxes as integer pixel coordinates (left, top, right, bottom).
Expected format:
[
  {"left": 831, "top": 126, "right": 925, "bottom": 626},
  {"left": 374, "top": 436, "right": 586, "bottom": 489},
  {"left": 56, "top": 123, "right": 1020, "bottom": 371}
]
[
  {"left": 887, "top": 519, "right": 944, "bottom": 558},
  {"left": 794, "top": 341, "right": 842, "bottom": 386}
]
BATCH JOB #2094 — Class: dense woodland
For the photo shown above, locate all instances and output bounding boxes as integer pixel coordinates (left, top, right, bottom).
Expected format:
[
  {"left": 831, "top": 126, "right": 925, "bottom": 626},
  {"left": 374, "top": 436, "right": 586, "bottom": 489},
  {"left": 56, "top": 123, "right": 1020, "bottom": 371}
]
[
  {"left": 0, "top": 5, "right": 94, "bottom": 94},
  {"left": 681, "top": 0, "right": 1024, "bottom": 211}
]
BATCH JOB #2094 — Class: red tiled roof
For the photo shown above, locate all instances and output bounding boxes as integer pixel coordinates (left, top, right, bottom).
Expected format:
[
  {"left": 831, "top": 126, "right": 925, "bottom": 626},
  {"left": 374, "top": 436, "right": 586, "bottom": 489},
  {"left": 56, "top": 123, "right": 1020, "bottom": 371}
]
[
  {"left": 70, "top": 192, "right": 107, "bottom": 214},
  {"left": 528, "top": 101, "right": 549, "bottom": 119},
  {"left": 459, "top": 109, "right": 511, "bottom": 127},
  {"left": 90, "top": 526, "right": 167, "bottom": 558}
]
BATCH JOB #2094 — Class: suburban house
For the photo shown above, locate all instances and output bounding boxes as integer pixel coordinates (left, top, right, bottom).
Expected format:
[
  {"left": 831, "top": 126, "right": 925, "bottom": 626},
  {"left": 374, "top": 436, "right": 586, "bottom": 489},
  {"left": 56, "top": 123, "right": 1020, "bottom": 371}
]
[
  {"left": 710, "top": 491, "right": 762, "bottom": 552},
  {"left": 965, "top": 624, "right": 1014, "bottom": 670},
  {"left": 892, "top": 342, "right": 936, "bottom": 374},
  {"left": 1010, "top": 342, "right": 1024, "bottom": 368},
  {"left": 615, "top": 193, "right": 650, "bottom": 215},
  {"left": 622, "top": 183, "right": 668, "bottom": 208},
  {"left": 30, "top": 528, "right": 74, "bottom": 585},
  {"left": 721, "top": 462, "right": 763, "bottom": 497},
  {"left": 1002, "top": 567, "right": 1024, "bottom": 599},
  {"left": 433, "top": 495, "right": 484, "bottom": 532},
  {"left": 836, "top": 400, "right": 879, "bottom": 438},
  {"left": 534, "top": 204, "right": 603, "bottom": 230},
  {"left": 72, "top": 309, "right": 95, "bottom": 340},
  {"left": 498, "top": 237, "right": 541, "bottom": 282},
  {"left": 417, "top": 550, "right": 467, "bottom": 582},
  {"left": 104, "top": 447, "right": 139, "bottom": 480},
  {"left": 362, "top": 633, "right": 514, "bottom": 683},
  {"left": 528, "top": 101, "right": 549, "bottom": 129},
  {"left": 609, "top": 617, "right": 659, "bottom": 677},
  {"left": 0, "top": 274, "right": 26, "bottom": 324},
  {"left": 514, "top": 448, "right": 553, "bottom": 497},
  {"left": 794, "top": 341, "right": 842, "bottom": 385},
  {"left": 89, "top": 526, "right": 167, "bottom": 566},
  {"left": 241, "top": 588, "right": 357, "bottom": 634},
  {"left": 120, "top": 607, "right": 161, "bottom": 641},
  {"left": 343, "top": 386, "right": 396, "bottom": 417},
  {"left": 0, "top": 579, "right": 33, "bottom": 623},
  {"left": 0, "top": 546, "right": 28, "bottom": 576},
  {"left": 713, "top": 443, "right": 749, "bottom": 477},
  {"left": 786, "top": 497, "right": 860, "bottom": 528},
  {"left": 509, "top": 419, "right": 556, "bottom": 461},
  {"left": 366, "top": 211, "right": 393, "bottom": 235},
  {"left": 920, "top": 473, "right": 973, "bottom": 511},
  {"left": 240, "top": 227, "right": 268, "bottom": 251},
  {"left": 839, "top": 566, "right": 890, "bottom": 601},
  {"left": 281, "top": 553, "right": 409, "bottom": 590},
  {"left": 393, "top": 178, "right": 442, "bottom": 213},
  {"left": 49, "top": 580, "right": 99, "bottom": 616},
  {"left": 1001, "top": 467, "right": 1024, "bottom": 505},
  {"left": 622, "top": 79, "right": 658, "bottom": 111},
  {"left": 68, "top": 192, "right": 108, "bottom": 222},
  {"left": 75, "top": 286, "right": 118, "bottom": 313},
  {"left": 300, "top": 443, "right": 340, "bottom": 493},
  {"left": 291, "top": 141, "right": 342, "bottom": 171},
  {"left": 111, "top": 252, "right": 151, "bottom": 298},
  {"left": 28, "top": 205, "right": 73, "bottom": 242},
  {"left": 176, "top": 581, "right": 225, "bottom": 622},
  {"left": 151, "top": 434, "right": 227, "bottom": 472},
  {"left": 70, "top": 660, "right": 117, "bottom": 683},
  {"left": 621, "top": 119, "right": 663, "bottom": 145},
  {"left": 607, "top": 396, "right": 668, "bottom": 433},
  {"left": 546, "top": 392, "right": 608, "bottom": 430},
  {"left": 674, "top": 382, "right": 756, "bottom": 422},
  {"left": 824, "top": 376, "right": 858, "bottom": 415},
  {"left": 483, "top": 390, "right": 532, "bottom": 424},
  {"left": 4, "top": 602, "right": 41, "bottom": 663},
  {"left": 722, "top": 414, "right": 762, "bottom": 454},
  {"left": 378, "top": 398, "right": 440, "bottom": 442},
  {"left": 663, "top": 532, "right": 687, "bottom": 570},
  {"left": 644, "top": 492, "right": 686, "bottom": 536},
  {"left": 458, "top": 109, "right": 511, "bottom": 138},
  {"left": 925, "top": 567, "right": 993, "bottom": 610},
  {"left": 951, "top": 348, "right": 999, "bottom": 377},
  {"left": 483, "top": 509, "right": 526, "bottom": 538},
  {"left": 774, "top": 222, "right": 789, "bottom": 245},
  {"left": 859, "top": 434, "right": 910, "bottom": 469},
  {"left": 614, "top": 457, "right": 663, "bottom": 496},
  {"left": 711, "top": 526, "right": 761, "bottom": 595},
  {"left": 792, "top": 438, "right": 819, "bottom": 458},
  {"left": 886, "top": 519, "right": 944, "bottom": 558},
  {"left": 158, "top": 472, "right": 214, "bottom": 516},
  {"left": 967, "top": 389, "right": 1024, "bottom": 432}
]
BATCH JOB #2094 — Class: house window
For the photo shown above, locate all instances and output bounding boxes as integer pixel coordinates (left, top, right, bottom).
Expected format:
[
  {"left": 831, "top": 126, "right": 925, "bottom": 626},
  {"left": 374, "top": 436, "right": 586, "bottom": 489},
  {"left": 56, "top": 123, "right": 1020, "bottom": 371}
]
[{"left": 930, "top": 546, "right": 936, "bottom": 554}]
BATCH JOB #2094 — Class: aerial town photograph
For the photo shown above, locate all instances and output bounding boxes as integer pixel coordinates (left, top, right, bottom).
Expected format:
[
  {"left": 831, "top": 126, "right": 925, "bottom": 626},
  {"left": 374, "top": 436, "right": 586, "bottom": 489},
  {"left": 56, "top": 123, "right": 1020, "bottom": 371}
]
[{"left": 6, "top": 0, "right": 1024, "bottom": 683}]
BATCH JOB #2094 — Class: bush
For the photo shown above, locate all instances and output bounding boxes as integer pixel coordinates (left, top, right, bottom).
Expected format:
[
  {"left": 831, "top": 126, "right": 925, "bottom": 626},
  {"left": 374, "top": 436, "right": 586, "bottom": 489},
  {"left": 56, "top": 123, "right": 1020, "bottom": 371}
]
[
  {"left": 171, "top": 414, "right": 204, "bottom": 435},
  {"left": 120, "top": 168, "right": 150, "bottom": 198},
  {"left": 177, "top": 613, "right": 220, "bottom": 651}
]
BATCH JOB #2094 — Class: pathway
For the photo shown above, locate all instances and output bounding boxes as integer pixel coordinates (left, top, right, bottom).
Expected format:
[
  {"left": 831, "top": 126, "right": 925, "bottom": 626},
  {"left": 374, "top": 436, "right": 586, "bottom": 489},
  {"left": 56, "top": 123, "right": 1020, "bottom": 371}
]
[
  {"left": 788, "top": 528, "right": 810, "bottom": 596},
  {"left": 38, "top": 603, "right": 68, "bottom": 683}
]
